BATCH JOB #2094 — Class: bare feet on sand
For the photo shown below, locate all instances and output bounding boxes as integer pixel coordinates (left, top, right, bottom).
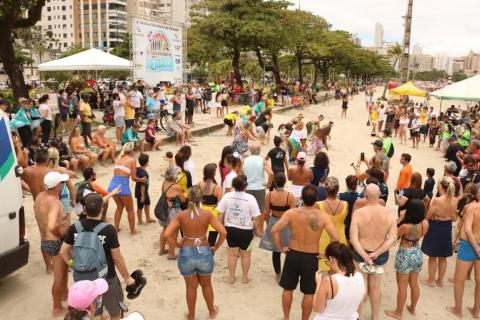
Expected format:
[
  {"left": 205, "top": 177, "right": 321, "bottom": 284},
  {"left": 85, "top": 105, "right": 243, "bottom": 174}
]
[
  {"left": 229, "top": 276, "right": 236, "bottom": 284},
  {"left": 435, "top": 280, "right": 444, "bottom": 287},
  {"left": 384, "top": 310, "right": 402, "bottom": 319},
  {"left": 130, "top": 230, "right": 141, "bottom": 236},
  {"left": 146, "top": 219, "right": 156, "bottom": 223},
  {"left": 421, "top": 278, "right": 435, "bottom": 287},
  {"left": 467, "top": 307, "right": 480, "bottom": 319},
  {"left": 52, "top": 307, "right": 68, "bottom": 317},
  {"left": 158, "top": 249, "right": 167, "bottom": 256},
  {"left": 46, "top": 266, "right": 53, "bottom": 275},
  {"left": 406, "top": 305, "right": 416, "bottom": 316},
  {"left": 209, "top": 306, "right": 219, "bottom": 319},
  {"left": 446, "top": 306, "right": 463, "bottom": 318},
  {"left": 242, "top": 277, "right": 252, "bottom": 284}
]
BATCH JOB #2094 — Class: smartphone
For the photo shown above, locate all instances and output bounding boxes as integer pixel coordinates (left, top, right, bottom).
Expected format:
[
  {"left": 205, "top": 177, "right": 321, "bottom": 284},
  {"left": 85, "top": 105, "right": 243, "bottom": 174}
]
[{"left": 360, "top": 152, "right": 365, "bottom": 161}]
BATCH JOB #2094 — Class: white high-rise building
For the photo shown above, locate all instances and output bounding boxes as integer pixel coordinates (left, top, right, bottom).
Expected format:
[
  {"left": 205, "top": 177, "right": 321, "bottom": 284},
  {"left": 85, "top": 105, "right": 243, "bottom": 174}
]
[
  {"left": 374, "top": 22, "right": 384, "bottom": 48},
  {"left": 433, "top": 54, "right": 453, "bottom": 74},
  {"left": 36, "top": 0, "right": 77, "bottom": 53},
  {"left": 413, "top": 43, "right": 422, "bottom": 55},
  {"left": 76, "top": 0, "right": 128, "bottom": 50}
]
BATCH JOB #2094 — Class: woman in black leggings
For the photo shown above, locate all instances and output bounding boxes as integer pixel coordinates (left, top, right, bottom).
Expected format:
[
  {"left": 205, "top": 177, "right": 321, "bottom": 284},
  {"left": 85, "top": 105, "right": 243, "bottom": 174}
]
[
  {"left": 197, "top": 163, "right": 223, "bottom": 248},
  {"left": 259, "top": 172, "right": 297, "bottom": 281}
]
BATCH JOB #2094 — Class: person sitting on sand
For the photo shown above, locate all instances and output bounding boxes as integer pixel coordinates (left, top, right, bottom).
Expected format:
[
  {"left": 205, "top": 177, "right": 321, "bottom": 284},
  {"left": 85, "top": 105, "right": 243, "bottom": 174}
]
[
  {"left": 69, "top": 125, "right": 98, "bottom": 168},
  {"left": 164, "top": 186, "right": 226, "bottom": 320},
  {"left": 92, "top": 125, "right": 116, "bottom": 166}
]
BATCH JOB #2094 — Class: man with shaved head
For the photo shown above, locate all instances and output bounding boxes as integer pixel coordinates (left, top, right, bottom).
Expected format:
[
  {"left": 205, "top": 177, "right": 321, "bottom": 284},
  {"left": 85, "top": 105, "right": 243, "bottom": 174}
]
[{"left": 350, "top": 183, "right": 397, "bottom": 320}]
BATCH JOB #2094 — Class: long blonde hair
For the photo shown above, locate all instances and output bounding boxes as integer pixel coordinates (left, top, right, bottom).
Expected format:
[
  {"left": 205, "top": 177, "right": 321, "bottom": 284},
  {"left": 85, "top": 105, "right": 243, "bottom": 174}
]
[
  {"left": 439, "top": 176, "right": 455, "bottom": 199},
  {"left": 118, "top": 142, "right": 134, "bottom": 159},
  {"left": 47, "top": 147, "right": 60, "bottom": 168}
]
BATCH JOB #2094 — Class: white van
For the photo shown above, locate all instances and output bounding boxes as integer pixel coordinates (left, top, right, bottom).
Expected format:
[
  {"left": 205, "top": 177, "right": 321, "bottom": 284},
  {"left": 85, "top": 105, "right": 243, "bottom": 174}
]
[{"left": 0, "top": 110, "right": 29, "bottom": 278}]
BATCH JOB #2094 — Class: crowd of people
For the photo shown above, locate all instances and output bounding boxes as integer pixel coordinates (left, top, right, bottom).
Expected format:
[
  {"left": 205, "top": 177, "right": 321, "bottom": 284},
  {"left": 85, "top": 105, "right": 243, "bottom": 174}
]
[{"left": 1, "top": 80, "right": 480, "bottom": 320}]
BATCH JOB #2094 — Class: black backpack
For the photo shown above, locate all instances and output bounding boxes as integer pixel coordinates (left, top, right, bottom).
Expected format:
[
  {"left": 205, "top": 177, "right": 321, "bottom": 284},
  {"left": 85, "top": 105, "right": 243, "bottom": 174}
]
[
  {"left": 154, "top": 184, "right": 174, "bottom": 223},
  {"left": 75, "top": 181, "right": 94, "bottom": 206},
  {"left": 387, "top": 143, "right": 395, "bottom": 158}
]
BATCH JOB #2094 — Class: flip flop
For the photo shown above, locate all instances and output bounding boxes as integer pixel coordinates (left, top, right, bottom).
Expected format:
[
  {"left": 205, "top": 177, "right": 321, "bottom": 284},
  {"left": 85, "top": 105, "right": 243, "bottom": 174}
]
[
  {"left": 359, "top": 262, "right": 384, "bottom": 275},
  {"left": 127, "top": 276, "right": 147, "bottom": 300}
]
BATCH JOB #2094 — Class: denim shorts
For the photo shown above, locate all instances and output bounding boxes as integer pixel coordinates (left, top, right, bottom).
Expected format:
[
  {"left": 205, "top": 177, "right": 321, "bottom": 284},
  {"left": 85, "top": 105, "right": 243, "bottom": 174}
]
[{"left": 178, "top": 246, "right": 214, "bottom": 277}]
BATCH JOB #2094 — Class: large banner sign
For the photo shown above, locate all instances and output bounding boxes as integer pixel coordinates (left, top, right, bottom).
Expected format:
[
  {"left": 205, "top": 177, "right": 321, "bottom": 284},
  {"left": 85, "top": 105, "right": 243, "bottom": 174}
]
[{"left": 132, "top": 17, "right": 183, "bottom": 84}]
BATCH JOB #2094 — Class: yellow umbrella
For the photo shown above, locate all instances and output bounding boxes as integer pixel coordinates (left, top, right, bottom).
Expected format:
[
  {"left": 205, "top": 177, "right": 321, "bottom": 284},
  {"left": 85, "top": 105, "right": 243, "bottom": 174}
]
[{"left": 389, "top": 81, "right": 427, "bottom": 97}]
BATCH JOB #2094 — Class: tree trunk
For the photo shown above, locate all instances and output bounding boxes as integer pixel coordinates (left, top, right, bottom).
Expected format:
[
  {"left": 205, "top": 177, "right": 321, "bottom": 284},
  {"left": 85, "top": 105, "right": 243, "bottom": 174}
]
[
  {"left": 320, "top": 62, "right": 329, "bottom": 85},
  {"left": 0, "top": 25, "right": 28, "bottom": 100},
  {"left": 313, "top": 62, "right": 319, "bottom": 85},
  {"left": 232, "top": 46, "right": 242, "bottom": 86},
  {"left": 271, "top": 53, "right": 281, "bottom": 86},
  {"left": 296, "top": 52, "right": 303, "bottom": 84}
]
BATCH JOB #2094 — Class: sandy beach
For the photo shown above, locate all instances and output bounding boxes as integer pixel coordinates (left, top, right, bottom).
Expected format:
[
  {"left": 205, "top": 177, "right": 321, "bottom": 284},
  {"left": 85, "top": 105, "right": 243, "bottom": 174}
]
[{"left": 0, "top": 89, "right": 476, "bottom": 320}]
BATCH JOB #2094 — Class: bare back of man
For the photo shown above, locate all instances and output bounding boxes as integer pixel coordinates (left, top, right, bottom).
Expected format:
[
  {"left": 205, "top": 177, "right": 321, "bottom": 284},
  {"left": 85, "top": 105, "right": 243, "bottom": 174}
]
[
  {"left": 272, "top": 194, "right": 338, "bottom": 320},
  {"left": 34, "top": 190, "right": 70, "bottom": 316},
  {"left": 350, "top": 184, "right": 396, "bottom": 320},
  {"left": 288, "top": 166, "right": 313, "bottom": 186}
]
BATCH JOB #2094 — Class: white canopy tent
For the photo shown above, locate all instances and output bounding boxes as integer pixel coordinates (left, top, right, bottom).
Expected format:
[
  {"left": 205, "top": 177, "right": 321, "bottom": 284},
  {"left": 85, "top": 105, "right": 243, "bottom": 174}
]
[
  {"left": 429, "top": 75, "right": 480, "bottom": 101},
  {"left": 38, "top": 48, "right": 132, "bottom": 71}
]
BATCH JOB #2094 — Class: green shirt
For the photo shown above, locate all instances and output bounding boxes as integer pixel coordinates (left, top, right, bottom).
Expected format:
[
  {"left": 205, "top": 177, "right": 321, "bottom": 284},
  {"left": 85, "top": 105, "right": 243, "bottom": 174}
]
[
  {"left": 121, "top": 128, "right": 141, "bottom": 144},
  {"left": 383, "top": 137, "right": 393, "bottom": 156},
  {"left": 458, "top": 129, "right": 471, "bottom": 147}
]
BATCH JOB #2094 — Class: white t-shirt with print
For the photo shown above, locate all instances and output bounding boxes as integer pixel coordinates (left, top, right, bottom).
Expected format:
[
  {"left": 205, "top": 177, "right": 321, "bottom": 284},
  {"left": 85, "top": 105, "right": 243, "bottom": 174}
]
[
  {"left": 131, "top": 91, "right": 143, "bottom": 109},
  {"left": 290, "top": 129, "right": 306, "bottom": 143},
  {"left": 216, "top": 191, "right": 261, "bottom": 230}
]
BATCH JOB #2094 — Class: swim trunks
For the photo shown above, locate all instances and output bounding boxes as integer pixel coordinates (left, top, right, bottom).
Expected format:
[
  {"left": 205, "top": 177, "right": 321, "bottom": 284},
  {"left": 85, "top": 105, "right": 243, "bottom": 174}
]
[
  {"left": 41, "top": 239, "right": 63, "bottom": 257},
  {"left": 352, "top": 248, "right": 389, "bottom": 266},
  {"left": 458, "top": 239, "right": 480, "bottom": 262},
  {"left": 279, "top": 249, "right": 318, "bottom": 294}
]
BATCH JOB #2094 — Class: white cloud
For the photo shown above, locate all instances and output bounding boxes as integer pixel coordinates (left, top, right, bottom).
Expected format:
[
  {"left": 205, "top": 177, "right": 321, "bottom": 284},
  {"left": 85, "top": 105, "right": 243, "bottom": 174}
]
[{"left": 291, "top": 0, "right": 480, "bottom": 56}]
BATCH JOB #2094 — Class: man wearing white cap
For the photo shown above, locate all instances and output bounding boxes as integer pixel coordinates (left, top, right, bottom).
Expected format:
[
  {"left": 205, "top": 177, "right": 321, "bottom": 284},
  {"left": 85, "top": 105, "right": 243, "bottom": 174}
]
[
  {"left": 34, "top": 171, "right": 71, "bottom": 316},
  {"left": 287, "top": 151, "right": 313, "bottom": 204}
]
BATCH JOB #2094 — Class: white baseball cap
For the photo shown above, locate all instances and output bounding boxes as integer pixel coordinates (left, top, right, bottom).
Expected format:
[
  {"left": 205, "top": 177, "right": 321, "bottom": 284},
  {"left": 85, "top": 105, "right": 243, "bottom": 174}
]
[
  {"left": 297, "top": 152, "right": 307, "bottom": 161},
  {"left": 44, "top": 172, "right": 69, "bottom": 189},
  {"left": 122, "top": 312, "right": 145, "bottom": 320}
]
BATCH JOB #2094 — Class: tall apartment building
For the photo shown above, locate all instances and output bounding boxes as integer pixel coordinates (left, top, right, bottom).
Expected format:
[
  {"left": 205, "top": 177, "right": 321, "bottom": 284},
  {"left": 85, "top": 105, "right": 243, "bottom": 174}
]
[
  {"left": 433, "top": 54, "right": 453, "bottom": 74},
  {"left": 36, "top": 0, "right": 77, "bottom": 52},
  {"left": 452, "top": 58, "right": 466, "bottom": 73},
  {"left": 374, "top": 22, "right": 384, "bottom": 49},
  {"left": 76, "top": 0, "right": 128, "bottom": 50},
  {"left": 411, "top": 54, "right": 433, "bottom": 72},
  {"left": 128, "top": 0, "right": 199, "bottom": 26},
  {"left": 465, "top": 51, "right": 480, "bottom": 76}
]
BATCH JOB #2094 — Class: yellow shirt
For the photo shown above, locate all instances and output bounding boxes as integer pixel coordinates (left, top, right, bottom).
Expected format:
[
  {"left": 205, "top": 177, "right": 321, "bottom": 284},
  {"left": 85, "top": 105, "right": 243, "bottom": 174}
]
[
  {"left": 124, "top": 101, "right": 135, "bottom": 120},
  {"left": 224, "top": 113, "right": 237, "bottom": 121},
  {"left": 266, "top": 98, "right": 275, "bottom": 109},
  {"left": 371, "top": 110, "right": 379, "bottom": 121},
  {"left": 79, "top": 101, "right": 92, "bottom": 123},
  {"left": 419, "top": 111, "right": 428, "bottom": 125},
  {"left": 239, "top": 106, "right": 251, "bottom": 117}
]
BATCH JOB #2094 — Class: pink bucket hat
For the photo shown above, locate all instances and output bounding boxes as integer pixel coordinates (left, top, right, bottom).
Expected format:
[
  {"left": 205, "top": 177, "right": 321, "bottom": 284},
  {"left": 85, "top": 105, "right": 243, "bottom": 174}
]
[{"left": 68, "top": 279, "right": 108, "bottom": 310}]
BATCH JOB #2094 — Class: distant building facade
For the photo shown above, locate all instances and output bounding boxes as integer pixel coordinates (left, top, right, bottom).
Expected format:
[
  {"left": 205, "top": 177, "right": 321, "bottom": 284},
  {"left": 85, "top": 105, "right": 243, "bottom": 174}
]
[{"left": 374, "top": 22, "right": 384, "bottom": 48}]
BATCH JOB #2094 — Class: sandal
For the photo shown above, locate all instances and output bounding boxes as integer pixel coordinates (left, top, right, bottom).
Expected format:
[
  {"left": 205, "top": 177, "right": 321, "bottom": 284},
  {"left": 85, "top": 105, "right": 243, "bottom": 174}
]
[
  {"left": 359, "top": 262, "right": 384, "bottom": 275},
  {"left": 126, "top": 269, "right": 147, "bottom": 300}
]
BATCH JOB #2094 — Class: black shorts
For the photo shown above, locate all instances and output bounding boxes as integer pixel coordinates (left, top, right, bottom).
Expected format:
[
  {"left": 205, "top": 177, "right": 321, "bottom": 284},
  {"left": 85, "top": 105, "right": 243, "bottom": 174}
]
[
  {"left": 279, "top": 249, "right": 318, "bottom": 294},
  {"left": 81, "top": 122, "right": 92, "bottom": 135},
  {"left": 146, "top": 136, "right": 155, "bottom": 144},
  {"left": 410, "top": 131, "right": 420, "bottom": 137},
  {"left": 60, "top": 113, "right": 68, "bottom": 122},
  {"left": 125, "top": 119, "right": 134, "bottom": 128},
  {"left": 136, "top": 196, "right": 151, "bottom": 209},
  {"left": 226, "top": 226, "right": 253, "bottom": 250},
  {"left": 224, "top": 119, "right": 234, "bottom": 127},
  {"left": 393, "top": 119, "right": 400, "bottom": 129},
  {"left": 95, "top": 276, "right": 124, "bottom": 318}
]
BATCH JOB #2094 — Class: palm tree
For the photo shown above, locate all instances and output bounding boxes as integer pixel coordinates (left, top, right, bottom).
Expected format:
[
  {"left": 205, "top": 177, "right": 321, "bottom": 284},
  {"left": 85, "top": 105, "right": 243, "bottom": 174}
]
[{"left": 380, "top": 43, "right": 402, "bottom": 100}]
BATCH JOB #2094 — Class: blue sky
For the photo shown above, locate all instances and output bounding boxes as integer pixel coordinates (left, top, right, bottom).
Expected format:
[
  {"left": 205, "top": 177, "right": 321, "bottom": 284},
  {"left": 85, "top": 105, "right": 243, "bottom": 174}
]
[{"left": 290, "top": 0, "right": 480, "bottom": 56}]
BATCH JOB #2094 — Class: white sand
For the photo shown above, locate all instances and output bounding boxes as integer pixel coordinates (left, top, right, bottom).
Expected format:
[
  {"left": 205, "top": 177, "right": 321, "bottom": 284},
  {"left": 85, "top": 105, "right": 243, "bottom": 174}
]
[{"left": 0, "top": 89, "right": 477, "bottom": 319}]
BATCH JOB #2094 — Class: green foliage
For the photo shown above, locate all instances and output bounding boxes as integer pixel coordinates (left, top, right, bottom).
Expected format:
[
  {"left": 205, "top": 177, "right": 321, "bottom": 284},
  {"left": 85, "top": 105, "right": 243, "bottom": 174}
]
[
  {"left": 208, "top": 59, "right": 231, "bottom": 81},
  {"left": 14, "top": 46, "right": 34, "bottom": 66},
  {"left": 43, "top": 71, "right": 72, "bottom": 83},
  {"left": 110, "top": 33, "right": 131, "bottom": 59},
  {"left": 60, "top": 44, "right": 88, "bottom": 58},
  {"left": 191, "top": 66, "right": 208, "bottom": 82},
  {"left": 452, "top": 72, "right": 468, "bottom": 82},
  {"left": 189, "top": 1, "right": 391, "bottom": 85},
  {"left": 411, "top": 69, "right": 446, "bottom": 81}
]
